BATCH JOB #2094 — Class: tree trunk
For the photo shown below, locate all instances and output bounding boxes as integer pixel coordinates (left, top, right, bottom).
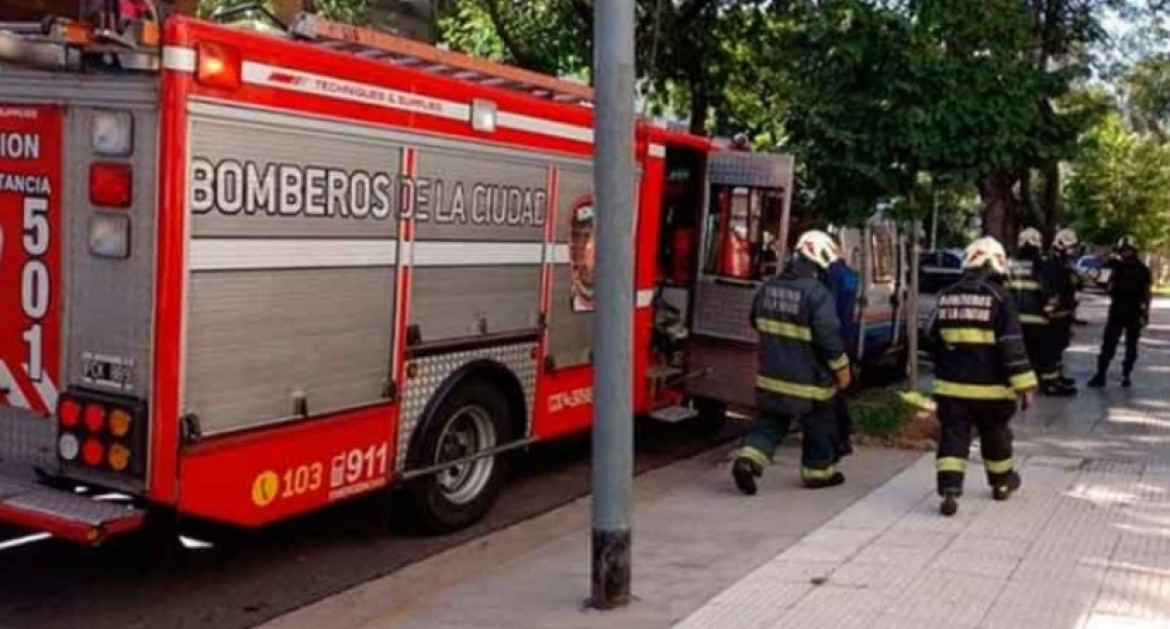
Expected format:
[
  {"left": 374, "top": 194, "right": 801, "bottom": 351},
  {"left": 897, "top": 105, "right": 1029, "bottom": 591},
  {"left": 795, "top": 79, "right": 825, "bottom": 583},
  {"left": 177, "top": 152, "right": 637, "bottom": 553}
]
[
  {"left": 977, "top": 170, "right": 1021, "bottom": 245},
  {"left": 1040, "top": 160, "right": 1062, "bottom": 232},
  {"left": 689, "top": 82, "right": 709, "bottom": 135},
  {"left": 1021, "top": 168, "right": 1037, "bottom": 226}
]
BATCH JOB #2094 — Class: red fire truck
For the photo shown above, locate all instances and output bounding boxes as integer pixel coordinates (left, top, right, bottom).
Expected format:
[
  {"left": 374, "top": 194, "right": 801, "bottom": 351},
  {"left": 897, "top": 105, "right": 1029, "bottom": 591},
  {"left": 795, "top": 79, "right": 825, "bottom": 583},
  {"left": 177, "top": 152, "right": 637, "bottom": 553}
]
[{"left": 0, "top": 6, "right": 839, "bottom": 546}]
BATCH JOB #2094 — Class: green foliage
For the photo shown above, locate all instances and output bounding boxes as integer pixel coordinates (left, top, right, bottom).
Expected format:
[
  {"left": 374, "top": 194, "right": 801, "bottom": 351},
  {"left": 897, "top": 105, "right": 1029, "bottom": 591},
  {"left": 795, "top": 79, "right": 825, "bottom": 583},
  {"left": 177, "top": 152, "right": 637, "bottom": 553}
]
[
  {"left": 437, "top": 0, "right": 588, "bottom": 77},
  {"left": 851, "top": 389, "right": 909, "bottom": 439},
  {"left": 1066, "top": 111, "right": 1170, "bottom": 248},
  {"left": 772, "top": 0, "right": 1067, "bottom": 224},
  {"left": 1124, "top": 56, "right": 1170, "bottom": 138}
]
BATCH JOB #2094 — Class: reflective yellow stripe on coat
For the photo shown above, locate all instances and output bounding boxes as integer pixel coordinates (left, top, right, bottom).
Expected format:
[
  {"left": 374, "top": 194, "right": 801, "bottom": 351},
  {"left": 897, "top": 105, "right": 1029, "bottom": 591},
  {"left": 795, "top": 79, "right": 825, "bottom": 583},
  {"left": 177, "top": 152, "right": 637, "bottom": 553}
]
[
  {"left": 755, "top": 318, "right": 812, "bottom": 341},
  {"left": 1008, "top": 279, "right": 1041, "bottom": 291},
  {"left": 756, "top": 375, "right": 836, "bottom": 401},
  {"left": 940, "top": 328, "right": 996, "bottom": 345}
]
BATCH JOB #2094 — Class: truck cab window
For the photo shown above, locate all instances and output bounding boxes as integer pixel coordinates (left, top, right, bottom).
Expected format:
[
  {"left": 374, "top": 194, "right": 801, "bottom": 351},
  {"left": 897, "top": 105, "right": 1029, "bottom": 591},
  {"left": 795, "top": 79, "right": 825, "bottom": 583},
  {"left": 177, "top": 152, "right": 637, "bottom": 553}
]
[{"left": 702, "top": 185, "right": 784, "bottom": 281}]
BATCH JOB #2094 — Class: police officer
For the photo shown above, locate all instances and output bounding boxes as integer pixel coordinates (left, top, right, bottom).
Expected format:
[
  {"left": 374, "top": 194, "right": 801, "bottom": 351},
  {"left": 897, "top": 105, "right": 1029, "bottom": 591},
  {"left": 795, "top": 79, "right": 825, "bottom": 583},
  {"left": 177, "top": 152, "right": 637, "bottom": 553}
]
[
  {"left": 1009, "top": 228, "right": 1072, "bottom": 396},
  {"left": 929, "top": 236, "right": 1037, "bottom": 517},
  {"left": 1088, "top": 236, "right": 1152, "bottom": 388},
  {"left": 1049, "top": 228, "right": 1082, "bottom": 387},
  {"left": 732, "top": 230, "right": 852, "bottom": 495}
]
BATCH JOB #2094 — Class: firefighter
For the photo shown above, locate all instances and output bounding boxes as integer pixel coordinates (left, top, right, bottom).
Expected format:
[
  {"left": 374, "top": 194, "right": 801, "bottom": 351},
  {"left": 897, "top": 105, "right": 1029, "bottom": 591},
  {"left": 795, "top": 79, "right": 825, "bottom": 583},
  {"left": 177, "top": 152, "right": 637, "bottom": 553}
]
[
  {"left": 1088, "top": 236, "right": 1152, "bottom": 388},
  {"left": 732, "top": 230, "right": 852, "bottom": 495},
  {"left": 1049, "top": 228, "right": 1082, "bottom": 387},
  {"left": 929, "top": 236, "right": 1037, "bottom": 517},
  {"left": 1009, "top": 228, "right": 1072, "bottom": 396}
]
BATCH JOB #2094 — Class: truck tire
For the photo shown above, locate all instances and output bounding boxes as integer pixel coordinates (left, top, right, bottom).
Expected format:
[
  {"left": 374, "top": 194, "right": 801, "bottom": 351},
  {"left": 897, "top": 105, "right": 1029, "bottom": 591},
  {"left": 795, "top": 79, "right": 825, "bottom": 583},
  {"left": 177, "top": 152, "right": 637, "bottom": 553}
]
[{"left": 406, "top": 378, "right": 511, "bottom": 534}]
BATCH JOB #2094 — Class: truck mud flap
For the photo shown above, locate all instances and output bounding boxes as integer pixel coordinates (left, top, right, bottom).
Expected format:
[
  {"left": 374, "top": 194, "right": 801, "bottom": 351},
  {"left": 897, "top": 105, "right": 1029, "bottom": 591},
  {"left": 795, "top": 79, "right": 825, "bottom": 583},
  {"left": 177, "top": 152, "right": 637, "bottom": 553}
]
[{"left": 0, "top": 475, "right": 144, "bottom": 545}]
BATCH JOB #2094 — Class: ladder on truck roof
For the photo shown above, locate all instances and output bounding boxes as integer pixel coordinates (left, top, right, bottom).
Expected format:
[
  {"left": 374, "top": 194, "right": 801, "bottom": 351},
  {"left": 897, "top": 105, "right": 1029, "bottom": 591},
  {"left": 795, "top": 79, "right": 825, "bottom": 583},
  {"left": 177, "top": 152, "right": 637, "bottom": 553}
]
[{"left": 287, "top": 13, "right": 594, "bottom": 106}]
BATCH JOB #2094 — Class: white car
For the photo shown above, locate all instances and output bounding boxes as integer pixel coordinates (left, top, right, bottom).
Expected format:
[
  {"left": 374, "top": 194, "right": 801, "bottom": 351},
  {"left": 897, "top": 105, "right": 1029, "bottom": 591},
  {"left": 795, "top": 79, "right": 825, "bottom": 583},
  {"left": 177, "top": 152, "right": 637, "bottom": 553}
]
[{"left": 1075, "top": 255, "right": 1112, "bottom": 291}]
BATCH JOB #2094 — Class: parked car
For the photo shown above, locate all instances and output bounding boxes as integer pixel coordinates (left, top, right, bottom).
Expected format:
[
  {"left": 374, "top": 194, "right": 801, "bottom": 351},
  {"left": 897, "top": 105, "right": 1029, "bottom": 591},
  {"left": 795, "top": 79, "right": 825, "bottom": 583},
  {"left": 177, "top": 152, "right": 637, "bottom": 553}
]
[
  {"left": 918, "top": 249, "right": 964, "bottom": 294},
  {"left": 1076, "top": 255, "right": 1111, "bottom": 291}
]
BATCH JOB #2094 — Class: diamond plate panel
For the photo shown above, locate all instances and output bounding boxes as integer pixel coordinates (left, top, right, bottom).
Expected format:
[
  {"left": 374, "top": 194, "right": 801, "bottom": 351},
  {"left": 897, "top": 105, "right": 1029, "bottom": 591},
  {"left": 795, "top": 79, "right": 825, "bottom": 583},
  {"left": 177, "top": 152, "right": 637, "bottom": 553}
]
[
  {"left": 397, "top": 343, "right": 537, "bottom": 471},
  {"left": 708, "top": 152, "right": 794, "bottom": 189},
  {"left": 6, "top": 489, "right": 140, "bottom": 527},
  {"left": 0, "top": 406, "right": 56, "bottom": 469}
]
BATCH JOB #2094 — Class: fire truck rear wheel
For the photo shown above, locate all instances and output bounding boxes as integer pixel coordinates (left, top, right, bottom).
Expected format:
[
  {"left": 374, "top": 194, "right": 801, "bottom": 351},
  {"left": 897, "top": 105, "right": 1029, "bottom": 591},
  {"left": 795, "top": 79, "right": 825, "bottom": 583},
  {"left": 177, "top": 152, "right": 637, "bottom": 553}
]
[{"left": 407, "top": 379, "right": 511, "bottom": 534}]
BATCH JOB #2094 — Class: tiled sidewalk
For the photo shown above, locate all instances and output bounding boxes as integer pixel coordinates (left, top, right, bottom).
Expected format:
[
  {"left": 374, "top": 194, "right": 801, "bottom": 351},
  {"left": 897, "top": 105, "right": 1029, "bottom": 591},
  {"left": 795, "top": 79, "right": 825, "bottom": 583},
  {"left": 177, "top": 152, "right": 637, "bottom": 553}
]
[{"left": 674, "top": 453, "right": 1170, "bottom": 629}]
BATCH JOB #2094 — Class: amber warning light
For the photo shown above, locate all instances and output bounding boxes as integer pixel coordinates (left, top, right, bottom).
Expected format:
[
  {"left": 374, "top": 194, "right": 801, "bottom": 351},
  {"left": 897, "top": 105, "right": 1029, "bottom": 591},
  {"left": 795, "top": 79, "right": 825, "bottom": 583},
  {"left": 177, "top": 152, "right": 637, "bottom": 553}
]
[{"left": 196, "top": 42, "right": 242, "bottom": 90}]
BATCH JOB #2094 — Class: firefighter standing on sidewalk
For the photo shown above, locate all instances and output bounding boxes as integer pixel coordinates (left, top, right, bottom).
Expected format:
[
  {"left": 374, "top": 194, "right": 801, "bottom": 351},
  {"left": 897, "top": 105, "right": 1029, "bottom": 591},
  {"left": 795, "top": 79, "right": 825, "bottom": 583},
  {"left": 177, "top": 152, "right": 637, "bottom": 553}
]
[
  {"left": 1049, "top": 228, "right": 1082, "bottom": 388},
  {"left": 929, "top": 236, "right": 1037, "bottom": 517},
  {"left": 1088, "top": 236, "right": 1153, "bottom": 388},
  {"left": 732, "top": 230, "right": 852, "bottom": 495},
  {"left": 1009, "top": 228, "right": 1074, "bottom": 396}
]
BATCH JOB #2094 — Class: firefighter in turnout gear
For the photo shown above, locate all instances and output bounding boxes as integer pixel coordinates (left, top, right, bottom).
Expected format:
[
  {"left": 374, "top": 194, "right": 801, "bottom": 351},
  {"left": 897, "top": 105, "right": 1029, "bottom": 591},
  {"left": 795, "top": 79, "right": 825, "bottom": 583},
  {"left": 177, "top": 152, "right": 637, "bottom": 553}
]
[
  {"left": 1088, "top": 236, "right": 1153, "bottom": 388},
  {"left": 929, "top": 236, "right": 1037, "bottom": 517},
  {"left": 732, "top": 230, "right": 852, "bottom": 495},
  {"left": 1049, "top": 228, "right": 1082, "bottom": 388},
  {"left": 1009, "top": 228, "right": 1072, "bottom": 396}
]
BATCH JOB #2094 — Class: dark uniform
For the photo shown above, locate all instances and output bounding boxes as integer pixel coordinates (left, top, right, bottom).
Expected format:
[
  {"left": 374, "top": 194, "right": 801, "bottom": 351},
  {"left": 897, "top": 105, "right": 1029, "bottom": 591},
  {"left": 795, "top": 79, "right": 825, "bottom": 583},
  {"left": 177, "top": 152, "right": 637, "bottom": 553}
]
[
  {"left": 1092, "top": 256, "right": 1152, "bottom": 385},
  {"left": 734, "top": 257, "right": 850, "bottom": 491},
  {"left": 1048, "top": 254, "right": 1080, "bottom": 384},
  {"left": 930, "top": 269, "right": 1037, "bottom": 503},
  {"left": 825, "top": 257, "right": 860, "bottom": 458},
  {"left": 1007, "top": 253, "right": 1064, "bottom": 393}
]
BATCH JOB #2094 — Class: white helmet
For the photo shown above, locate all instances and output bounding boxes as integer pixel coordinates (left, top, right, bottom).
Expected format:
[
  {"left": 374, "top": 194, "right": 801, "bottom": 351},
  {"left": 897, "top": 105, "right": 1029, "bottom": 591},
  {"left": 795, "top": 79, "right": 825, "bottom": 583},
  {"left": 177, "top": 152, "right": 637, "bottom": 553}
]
[
  {"left": 1018, "top": 227, "right": 1043, "bottom": 251},
  {"left": 963, "top": 236, "right": 1009, "bottom": 276},
  {"left": 795, "top": 230, "right": 840, "bottom": 270},
  {"left": 1052, "top": 228, "right": 1079, "bottom": 254}
]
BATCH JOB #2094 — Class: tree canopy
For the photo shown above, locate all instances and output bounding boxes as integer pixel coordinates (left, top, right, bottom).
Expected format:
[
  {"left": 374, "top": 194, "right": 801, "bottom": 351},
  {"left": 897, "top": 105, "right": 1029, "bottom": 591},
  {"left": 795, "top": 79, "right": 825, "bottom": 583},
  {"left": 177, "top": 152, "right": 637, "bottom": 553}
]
[{"left": 190, "top": 0, "right": 1170, "bottom": 250}]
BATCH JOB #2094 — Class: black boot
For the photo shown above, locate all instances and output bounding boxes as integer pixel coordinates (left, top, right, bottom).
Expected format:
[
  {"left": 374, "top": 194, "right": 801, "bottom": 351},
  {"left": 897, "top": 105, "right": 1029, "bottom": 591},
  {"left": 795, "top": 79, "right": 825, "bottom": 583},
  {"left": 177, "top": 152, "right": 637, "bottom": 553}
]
[
  {"left": 1122, "top": 374, "right": 1133, "bottom": 388},
  {"left": 939, "top": 489, "right": 960, "bottom": 517},
  {"left": 1041, "top": 382, "right": 1078, "bottom": 397},
  {"left": 1087, "top": 373, "right": 1106, "bottom": 388},
  {"left": 802, "top": 471, "right": 845, "bottom": 489},
  {"left": 732, "top": 458, "right": 763, "bottom": 496},
  {"left": 993, "top": 472, "right": 1022, "bottom": 501}
]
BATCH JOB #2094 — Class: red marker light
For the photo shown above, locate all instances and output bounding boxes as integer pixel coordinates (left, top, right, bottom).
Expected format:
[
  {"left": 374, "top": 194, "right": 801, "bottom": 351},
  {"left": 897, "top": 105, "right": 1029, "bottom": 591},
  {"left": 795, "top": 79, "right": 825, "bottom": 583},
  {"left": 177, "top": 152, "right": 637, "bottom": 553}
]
[
  {"left": 84, "top": 404, "right": 107, "bottom": 433},
  {"left": 82, "top": 439, "right": 104, "bottom": 467},
  {"left": 90, "top": 162, "right": 133, "bottom": 208},
  {"left": 59, "top": 399, "right": 82, "bottom": 428}
]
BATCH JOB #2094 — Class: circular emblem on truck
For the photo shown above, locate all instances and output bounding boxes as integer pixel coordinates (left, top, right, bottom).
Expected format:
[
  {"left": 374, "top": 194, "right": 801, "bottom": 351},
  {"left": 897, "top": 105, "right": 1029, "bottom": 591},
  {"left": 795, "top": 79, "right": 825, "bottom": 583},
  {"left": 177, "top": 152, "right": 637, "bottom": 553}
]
[
  {"left": 251, "top": 471, "right": 280, "bottom": 507},
  {"left": 569, "top": 197, "right": 595, "bottom": 313}
]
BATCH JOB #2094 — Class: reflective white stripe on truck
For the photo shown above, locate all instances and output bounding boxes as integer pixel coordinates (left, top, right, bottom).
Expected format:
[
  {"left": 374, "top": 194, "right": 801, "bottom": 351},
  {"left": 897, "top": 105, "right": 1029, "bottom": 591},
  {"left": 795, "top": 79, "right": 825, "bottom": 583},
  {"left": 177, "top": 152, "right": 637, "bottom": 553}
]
[
  {"left": 162, "top": 46, "right": 196, "bottom": 73},
  {"left": 189, "top": 238, "right": 400, "bottom": 271},
  {"left": 0, "top": 359, "right": 30, "bottom": 409},
  {"left": 160, "top": 46, "right": 596, "bottom": 145}
]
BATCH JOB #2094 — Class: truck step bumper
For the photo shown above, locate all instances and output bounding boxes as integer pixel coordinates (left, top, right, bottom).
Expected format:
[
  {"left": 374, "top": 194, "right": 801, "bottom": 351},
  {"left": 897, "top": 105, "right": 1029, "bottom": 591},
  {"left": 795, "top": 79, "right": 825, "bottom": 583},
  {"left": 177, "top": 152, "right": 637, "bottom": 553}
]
[{"left": 0, "top": 475, "right": 144, "bottom": 545}]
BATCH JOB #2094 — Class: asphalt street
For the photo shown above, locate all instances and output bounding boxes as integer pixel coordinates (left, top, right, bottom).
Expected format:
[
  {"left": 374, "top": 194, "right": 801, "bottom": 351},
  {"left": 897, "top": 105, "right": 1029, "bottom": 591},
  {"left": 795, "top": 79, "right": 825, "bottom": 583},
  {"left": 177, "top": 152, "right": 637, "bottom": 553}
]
[{"left": 0, "top": 419, "right": 745, "bottom": 629}]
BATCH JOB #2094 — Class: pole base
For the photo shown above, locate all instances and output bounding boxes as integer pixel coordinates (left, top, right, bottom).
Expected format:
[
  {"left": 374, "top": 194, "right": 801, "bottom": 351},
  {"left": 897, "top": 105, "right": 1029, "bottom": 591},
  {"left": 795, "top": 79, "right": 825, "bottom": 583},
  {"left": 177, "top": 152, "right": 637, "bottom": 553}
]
[{"left": 589, "top": 527, "right": 632, "bottom": 610}]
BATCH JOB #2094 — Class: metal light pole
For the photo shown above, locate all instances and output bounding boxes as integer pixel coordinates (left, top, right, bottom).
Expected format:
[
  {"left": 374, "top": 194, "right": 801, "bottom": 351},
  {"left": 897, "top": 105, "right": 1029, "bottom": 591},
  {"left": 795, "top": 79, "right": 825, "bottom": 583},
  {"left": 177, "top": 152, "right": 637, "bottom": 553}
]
[{"left": 590, "top": 0, "right": 635, "bottom": 611}]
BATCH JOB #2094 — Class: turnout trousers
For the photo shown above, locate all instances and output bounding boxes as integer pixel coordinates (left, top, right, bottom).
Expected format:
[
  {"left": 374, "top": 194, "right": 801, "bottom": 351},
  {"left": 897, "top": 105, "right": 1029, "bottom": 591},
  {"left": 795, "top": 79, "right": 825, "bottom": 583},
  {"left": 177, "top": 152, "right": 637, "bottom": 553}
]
[
  {"left": 1098, "top": 308, "right": 1143, "bottom": 377},
  {"left": 1023, "top": 322, "right": 1063, "bottom": 387},
  {"left": 737, "top": 402, "right": 839, "bottom": 482},
  {"left": 1051, "top": 316, "right": 1074, "bottom": 376},
  {"left": 936, "top": 397, "right": 1017, "bottom": 495}
]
